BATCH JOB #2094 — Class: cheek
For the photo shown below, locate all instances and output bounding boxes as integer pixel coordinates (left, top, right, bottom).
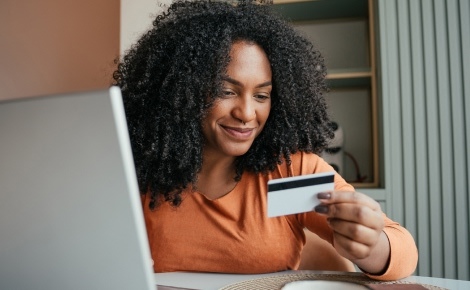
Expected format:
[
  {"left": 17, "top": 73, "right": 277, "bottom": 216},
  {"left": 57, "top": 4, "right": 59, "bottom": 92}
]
[
  {"left": 201, "top": 101, "right": 228, "bottom": 135},
  {"left": 206, "top": 99, "right": 231, "bottom": 120},
  {"left": 258, "top": 103, "right": 271, "bottom": 124},
  {"left": 255, "top": 106, "right": 271, "bottom": 136},
  {"left": 202, "top": 104, "right": 221, "bottom": 127}
]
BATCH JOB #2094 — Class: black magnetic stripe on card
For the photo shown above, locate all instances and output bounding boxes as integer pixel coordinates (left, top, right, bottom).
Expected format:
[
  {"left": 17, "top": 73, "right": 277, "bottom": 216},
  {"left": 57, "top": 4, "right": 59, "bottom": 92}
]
[{"left": 268, "top": 175, "right": 334, "bottom": 192}]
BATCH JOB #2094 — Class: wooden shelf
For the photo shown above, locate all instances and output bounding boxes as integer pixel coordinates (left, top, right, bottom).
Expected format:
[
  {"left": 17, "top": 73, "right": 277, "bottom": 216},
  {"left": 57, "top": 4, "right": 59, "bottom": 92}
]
[
  {"left": 327, "top": 67, "right": 371, "bottom": 79},
  {"left": 273, "top": 0, "right": 368, "bottom": 21},
  {"left": 326, "top": 68, "right": 372, "bottom": 88}
]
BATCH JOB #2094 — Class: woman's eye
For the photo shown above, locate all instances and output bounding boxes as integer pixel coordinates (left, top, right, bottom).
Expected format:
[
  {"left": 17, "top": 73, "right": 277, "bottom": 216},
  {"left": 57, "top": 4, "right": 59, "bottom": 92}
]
[
  {"left": 222, "top": 90, "right": 235, "bottom": 97},
  {"left": 255, "top": 94, "right": 270, "bottom": 101}
]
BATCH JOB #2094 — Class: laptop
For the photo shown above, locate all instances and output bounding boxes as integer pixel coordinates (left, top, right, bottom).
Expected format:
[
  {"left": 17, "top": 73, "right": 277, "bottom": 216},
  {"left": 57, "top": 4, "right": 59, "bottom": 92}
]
[{"left": 0, "top": 87, "right": 155, "bottom": 290}]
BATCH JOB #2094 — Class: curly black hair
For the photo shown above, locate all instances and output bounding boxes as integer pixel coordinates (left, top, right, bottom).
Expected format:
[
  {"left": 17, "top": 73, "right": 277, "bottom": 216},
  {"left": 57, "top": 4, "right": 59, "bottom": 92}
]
[{"left": 113, "top": 0, "right": 333, "bottom": 209}]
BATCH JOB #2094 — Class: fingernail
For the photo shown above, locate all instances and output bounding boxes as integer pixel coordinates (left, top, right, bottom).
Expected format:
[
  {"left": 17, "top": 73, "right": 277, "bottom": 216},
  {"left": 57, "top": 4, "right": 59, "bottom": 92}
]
[
  {"left": 314, "top": 205, "right": 329, "bottom": 214},
  {"left": 317, "top": 192, "right": 331, "bottom": 200}
]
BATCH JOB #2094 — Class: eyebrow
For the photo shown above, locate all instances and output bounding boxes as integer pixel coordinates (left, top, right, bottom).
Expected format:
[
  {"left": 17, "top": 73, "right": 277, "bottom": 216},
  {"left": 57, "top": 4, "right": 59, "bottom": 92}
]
[{"left": 223, "top": 77, "right": 272, "bottom": 88}]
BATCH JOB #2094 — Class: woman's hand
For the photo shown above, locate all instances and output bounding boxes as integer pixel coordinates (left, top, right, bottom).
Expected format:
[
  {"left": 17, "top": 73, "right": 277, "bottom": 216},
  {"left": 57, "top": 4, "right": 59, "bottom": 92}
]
[{"left": 314, "top": 191, "right": 391, "bottom": 275}]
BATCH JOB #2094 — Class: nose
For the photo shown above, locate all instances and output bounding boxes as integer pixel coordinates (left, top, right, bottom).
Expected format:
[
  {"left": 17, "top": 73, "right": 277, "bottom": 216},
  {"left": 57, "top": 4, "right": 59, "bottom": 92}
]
[{"left": 232, "top": 96, "right": 255, "bottom": 125}]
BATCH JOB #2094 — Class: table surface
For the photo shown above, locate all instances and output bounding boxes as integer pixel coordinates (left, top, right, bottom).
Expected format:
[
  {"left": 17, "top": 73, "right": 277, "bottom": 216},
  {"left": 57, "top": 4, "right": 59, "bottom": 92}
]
[{"left": 154, "top": 270, "right": 470, "bottom": 290}]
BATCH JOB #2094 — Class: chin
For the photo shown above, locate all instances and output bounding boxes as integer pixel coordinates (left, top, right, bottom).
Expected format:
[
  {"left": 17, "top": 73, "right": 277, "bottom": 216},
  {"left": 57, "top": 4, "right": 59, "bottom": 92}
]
[
  {"left": 232, "top": 150, "right": 250, "bottom": 157},
  {"left": 224, "top": 145, "right": 252, "bottom": 157}
]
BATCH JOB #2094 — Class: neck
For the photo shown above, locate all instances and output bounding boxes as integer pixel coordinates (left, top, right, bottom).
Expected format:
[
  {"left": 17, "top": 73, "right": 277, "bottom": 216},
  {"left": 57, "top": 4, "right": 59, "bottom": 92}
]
[{"left": 196, "top": 152, "right": 238, "bottom": 200}]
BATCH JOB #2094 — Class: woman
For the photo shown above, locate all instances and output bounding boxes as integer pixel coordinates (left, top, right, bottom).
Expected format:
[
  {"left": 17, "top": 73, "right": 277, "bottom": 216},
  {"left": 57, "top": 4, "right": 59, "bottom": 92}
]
[{"left": 113, "top": 0, "right": 418, "bottom": 280}]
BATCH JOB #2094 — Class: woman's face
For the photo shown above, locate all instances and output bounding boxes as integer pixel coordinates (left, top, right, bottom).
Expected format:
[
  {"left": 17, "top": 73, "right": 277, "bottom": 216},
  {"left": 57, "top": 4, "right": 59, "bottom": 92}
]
[{"left": 202, "top": 41, "right": 272, "bottom": 159}]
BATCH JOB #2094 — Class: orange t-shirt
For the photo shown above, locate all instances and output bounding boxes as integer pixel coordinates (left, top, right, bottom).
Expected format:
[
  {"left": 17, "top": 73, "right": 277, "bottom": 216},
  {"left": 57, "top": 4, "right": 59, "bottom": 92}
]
[{"left": 142, "top": 152, "right": 417, "bottom": 280}]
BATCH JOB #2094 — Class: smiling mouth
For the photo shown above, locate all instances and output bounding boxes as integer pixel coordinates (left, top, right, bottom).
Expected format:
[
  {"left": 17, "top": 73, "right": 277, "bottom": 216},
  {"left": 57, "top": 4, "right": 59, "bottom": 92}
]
[{"left": 221, "top": 125, "right": 254, "bottom": 139}]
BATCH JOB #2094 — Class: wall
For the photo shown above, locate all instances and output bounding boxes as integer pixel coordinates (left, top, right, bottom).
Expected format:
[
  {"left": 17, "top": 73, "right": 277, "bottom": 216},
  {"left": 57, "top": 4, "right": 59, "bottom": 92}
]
[
  {"left": 378, "top": 0, "right": 470, "bottom": 280},
  {"left": 0, "top": 0, "right": 120, "bottom": 100},
  {"left": 120, "top": 0, "right": 171, "bottom": 54}
]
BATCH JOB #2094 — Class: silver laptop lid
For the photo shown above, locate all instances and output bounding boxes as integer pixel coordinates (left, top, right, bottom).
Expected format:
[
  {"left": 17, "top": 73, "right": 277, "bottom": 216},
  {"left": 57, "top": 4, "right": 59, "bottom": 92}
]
[{"left": 0, "top": 87, "right": 155, "bottom": 290}]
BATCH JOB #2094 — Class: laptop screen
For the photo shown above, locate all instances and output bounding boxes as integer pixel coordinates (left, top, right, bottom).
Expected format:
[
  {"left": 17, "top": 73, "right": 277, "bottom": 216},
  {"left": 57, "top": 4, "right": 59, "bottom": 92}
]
[{"left": 0, "top": 87, "right": 155, "bottom": 290}]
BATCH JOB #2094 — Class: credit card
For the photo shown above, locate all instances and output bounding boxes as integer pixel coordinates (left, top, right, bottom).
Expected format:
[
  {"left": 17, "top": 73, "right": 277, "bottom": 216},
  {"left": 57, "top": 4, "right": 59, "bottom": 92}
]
[{"left": 267, "top": 171, "right": 335, "bottom": 217}]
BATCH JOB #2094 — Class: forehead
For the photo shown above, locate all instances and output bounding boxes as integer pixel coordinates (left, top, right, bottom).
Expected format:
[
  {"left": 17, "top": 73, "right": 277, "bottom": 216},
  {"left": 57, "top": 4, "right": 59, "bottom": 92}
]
[{"left": 226, "top": 41, "right": 272, "bottom": 76}]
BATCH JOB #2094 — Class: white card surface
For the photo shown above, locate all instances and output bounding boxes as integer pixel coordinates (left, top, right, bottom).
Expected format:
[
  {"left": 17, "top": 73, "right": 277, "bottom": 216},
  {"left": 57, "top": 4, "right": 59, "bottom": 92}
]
[{"left": 267, "top": 172, "right": 335, "bottom": 217}]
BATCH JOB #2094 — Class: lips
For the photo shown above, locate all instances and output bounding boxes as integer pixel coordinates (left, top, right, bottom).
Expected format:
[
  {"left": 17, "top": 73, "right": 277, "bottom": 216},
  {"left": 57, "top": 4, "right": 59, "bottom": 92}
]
[{"left": 221, "top": 125, "right": 254, "bottom": 139}]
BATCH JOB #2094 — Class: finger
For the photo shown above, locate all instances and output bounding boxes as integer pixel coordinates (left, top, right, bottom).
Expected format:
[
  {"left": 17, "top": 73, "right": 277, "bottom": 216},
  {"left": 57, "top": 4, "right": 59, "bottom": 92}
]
[
  {"left": 321, "top": 203, "right": 384, "bottom": 229},
  {"left": 333, "top": 231, "right": 373, "bottom": 260},
  {"left": 317, "top": 191, "right": 382, "bottom": 212},
  {"left": 328, "top": 218, "right": 382, "bottom": 246}
]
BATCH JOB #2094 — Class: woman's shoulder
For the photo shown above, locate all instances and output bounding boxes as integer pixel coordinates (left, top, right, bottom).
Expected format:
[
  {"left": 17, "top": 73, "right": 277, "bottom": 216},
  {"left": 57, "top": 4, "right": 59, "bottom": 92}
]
[
  {"left": 266, "top": 152, "right": 334, "bottom": 179},
  {"left": 287, "top": 151, "right": 334, "bottom": 176}
]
